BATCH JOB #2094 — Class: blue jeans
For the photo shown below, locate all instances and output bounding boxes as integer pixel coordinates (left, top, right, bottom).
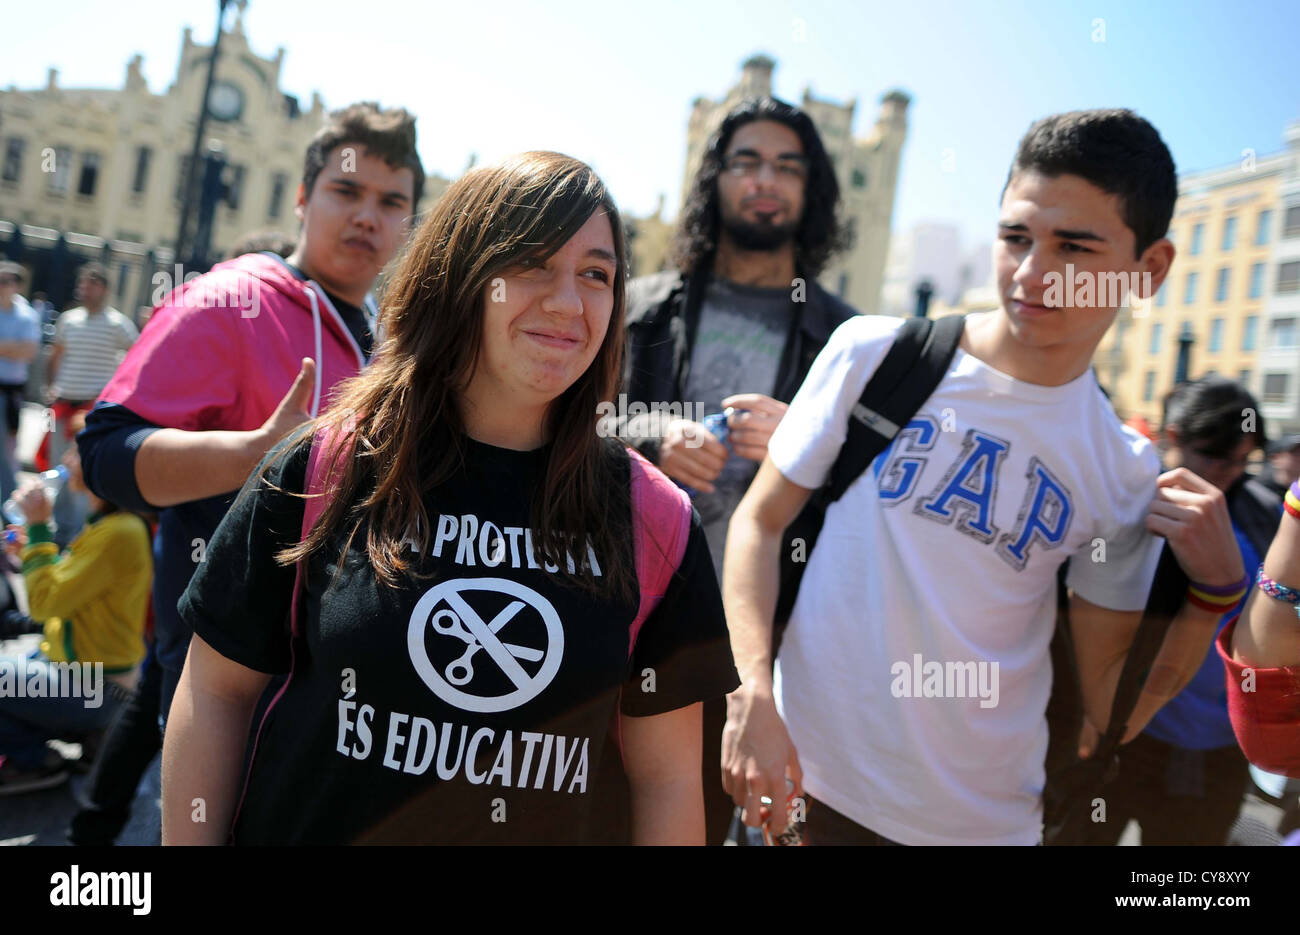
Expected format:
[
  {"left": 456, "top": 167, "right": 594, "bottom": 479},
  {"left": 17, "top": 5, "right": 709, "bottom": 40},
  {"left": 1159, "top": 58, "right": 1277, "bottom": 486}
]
[{"left": 0, "top": 652, "right": 129, "bottom": 769}]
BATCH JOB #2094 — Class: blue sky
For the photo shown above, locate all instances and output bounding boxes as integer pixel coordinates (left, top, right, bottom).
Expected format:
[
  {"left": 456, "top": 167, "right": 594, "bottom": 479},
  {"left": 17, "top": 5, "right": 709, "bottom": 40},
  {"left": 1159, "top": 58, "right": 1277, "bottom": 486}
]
[{"left": 5, "top": 0, "right": 1297, "bottom": 258}]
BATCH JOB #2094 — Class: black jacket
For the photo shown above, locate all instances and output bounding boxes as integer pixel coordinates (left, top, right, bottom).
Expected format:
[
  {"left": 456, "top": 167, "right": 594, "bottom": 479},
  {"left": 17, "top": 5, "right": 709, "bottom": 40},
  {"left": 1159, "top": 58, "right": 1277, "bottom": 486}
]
[
  {"left": 616, "top": 268, "right": 858, "bottom": 462},
  {"left": 1228, "top": 474, "right": 1283, "bottom": 560}
]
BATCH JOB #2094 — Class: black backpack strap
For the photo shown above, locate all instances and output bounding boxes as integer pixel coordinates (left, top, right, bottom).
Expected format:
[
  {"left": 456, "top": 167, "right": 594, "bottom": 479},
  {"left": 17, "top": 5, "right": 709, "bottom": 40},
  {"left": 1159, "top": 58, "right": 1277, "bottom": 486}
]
[
  {"left": 824, "top": 314, "right": 966, "bottom": 504},
  {"left": 1087, "top": 544, "right": 1187, "bottom": 769}
]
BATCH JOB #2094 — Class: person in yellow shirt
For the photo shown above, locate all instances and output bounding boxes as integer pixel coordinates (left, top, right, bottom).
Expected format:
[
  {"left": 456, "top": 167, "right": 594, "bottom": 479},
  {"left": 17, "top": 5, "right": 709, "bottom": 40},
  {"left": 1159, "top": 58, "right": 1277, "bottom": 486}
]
[{"left": 0, "top": 446, "right": 150, "bottom": 795}]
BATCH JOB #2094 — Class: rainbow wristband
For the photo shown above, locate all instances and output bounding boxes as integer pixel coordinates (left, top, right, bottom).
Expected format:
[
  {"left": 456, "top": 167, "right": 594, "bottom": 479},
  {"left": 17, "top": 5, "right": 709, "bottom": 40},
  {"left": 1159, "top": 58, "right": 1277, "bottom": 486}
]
[
  {"left": 1256, "top": 567, "right": 1300, "bottom": 618},
  {"left": 1190, "top": 575, "right": 1250, "bottom": 597},
  {"left": 1186, "top": 573, "right": 1249, "bottom": 613},
  {"left": 1285, "top": 482, "right": 1300, "bottom": 519}
]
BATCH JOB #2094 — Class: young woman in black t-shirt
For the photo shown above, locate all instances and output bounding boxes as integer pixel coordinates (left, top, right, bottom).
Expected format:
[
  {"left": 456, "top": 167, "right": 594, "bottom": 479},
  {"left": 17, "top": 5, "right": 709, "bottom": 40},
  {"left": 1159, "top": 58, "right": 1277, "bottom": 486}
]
[{"left": 161, "top": 151, "right": 739, "bottom": 844}]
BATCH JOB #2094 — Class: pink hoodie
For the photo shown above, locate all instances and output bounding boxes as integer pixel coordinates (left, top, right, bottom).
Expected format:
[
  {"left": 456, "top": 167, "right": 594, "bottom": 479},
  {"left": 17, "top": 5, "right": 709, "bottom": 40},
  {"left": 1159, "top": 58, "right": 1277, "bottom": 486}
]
[{"left": 99, "top": 252, "right": 370, "bottom": 430}]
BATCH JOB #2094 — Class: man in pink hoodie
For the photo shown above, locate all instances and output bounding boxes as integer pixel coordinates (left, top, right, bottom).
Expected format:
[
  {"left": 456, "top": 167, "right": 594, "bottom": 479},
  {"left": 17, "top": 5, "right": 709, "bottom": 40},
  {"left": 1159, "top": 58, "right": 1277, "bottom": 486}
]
[{"left": 78, "top": 101, "right": 424, "bottom": 726}]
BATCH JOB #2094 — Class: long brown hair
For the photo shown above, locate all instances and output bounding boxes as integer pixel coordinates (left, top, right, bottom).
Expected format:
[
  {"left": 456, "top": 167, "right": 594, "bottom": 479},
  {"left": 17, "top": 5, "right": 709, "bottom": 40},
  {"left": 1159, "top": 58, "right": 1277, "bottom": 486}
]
[{"left": 273, "top": 151, "right": 634, "bottom": 601}]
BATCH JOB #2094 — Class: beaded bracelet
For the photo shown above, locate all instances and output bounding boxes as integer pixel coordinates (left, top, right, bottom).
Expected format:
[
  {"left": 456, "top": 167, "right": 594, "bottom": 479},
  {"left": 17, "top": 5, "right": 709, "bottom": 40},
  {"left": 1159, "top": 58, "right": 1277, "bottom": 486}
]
[
  {"left": 1286, "top": 481, "right": 1300, "bottom": 519},
  {"left": 1255, "top": 566, "right": 1300, "bottom": 618}
]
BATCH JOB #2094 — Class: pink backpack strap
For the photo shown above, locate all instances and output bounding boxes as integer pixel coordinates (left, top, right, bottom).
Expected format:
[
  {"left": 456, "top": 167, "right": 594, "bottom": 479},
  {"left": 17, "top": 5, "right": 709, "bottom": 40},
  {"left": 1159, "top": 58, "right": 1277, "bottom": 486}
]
[
  {"left": 235, "top": 423, "right": 346, "bottom": 839},
  {"left": 612, "top": 449, "right": 692, "bottom": 760},
  {"left": 626, "top": 448, "right": 693, "bottom": 657},
  {"left": 289, "top": 424, "right": 346, "bottom": 638}
]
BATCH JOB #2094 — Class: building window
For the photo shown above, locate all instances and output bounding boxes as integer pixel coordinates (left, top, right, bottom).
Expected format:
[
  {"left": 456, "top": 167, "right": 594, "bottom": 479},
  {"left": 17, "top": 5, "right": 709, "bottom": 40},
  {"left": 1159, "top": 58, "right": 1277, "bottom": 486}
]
[
  {"left": 1184, "top": 270, "right": 1199, "bottom": 304},
  {"left": 1263, "top": 373, "right": 1289, "bottom": 404},
  {"left": 1242, "top": 315, "right": 1258, "bottom": 351},
  {"left": 224, "top": 164, "right": 246, "bottom": 211},
  {"left": 1221, "top": 215, "right": 1237, "bottom": 251},
  {"left": 1239, "top": 368, "right": 1251, "bottom": 388},
  {"left": 1190, "top": 223, "right": 1204, "bottom": 255},
  {"left": 1249, "top": 262, "right": 1265, "bottom": 299},
  {"left": 1214, "top": 267, "right": 1230, "bottom": 302},
  {"left": 1143, "top": 370, "right": 1156, "bottom": 402},
  {"left": 851, "top": 168, "right": 867, "bottom": 189},
  {"left": 76, "top": 152, "right": 101, "bottom": 197},
  {"left": 132, "top": 146, "right": 151, "bottom": 194},
  {"left": 1114, "top": 318, "right": 1129, "bottom": 348},
  {"left": 1285, "top": 205, "right": 1300, "bottom": 239},
  {"left": 1155, "top": 282, "right": 1167, "bottom": 307},
  {"left": 1149, "top": 322, "right": 1163, "bottom": 356},
  {"left": 1209, "top": 318, "right": 1224, "bottom": 353},
  {"left": 2, "top": 138, "right": 24, "bottom": 183},
  {"left": 268, "top": 172, "right": 287, "bottom": 219},
  {"left": 48, "top": 145, "right": 72, "bottom": 194},
  {"left": 1256, "top": 209, "right": 1272, "bottom": 245},
  {"left": 1271, "top": 317, "right": 1297, "bottom": 348},
  {"left": 1277, "top": 260, "right": 1300, "bottom": 294}
]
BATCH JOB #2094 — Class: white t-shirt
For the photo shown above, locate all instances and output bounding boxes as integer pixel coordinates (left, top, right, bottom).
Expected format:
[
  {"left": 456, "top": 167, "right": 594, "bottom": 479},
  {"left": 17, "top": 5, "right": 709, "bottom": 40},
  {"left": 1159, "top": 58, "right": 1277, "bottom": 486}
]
[
  {"left": 768, "top": 314, "right": 1162, "bottom": 845},
  {"left": 53, "top": 306, "right": 138, "bottom": 401}
]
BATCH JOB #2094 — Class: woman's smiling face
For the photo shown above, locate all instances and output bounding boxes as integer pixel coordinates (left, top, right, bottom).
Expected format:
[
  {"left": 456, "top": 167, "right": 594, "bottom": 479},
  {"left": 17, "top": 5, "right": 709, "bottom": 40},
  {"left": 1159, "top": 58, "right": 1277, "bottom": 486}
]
[{"left": 467, "top": 210, "right": 618, "bottom": 412}]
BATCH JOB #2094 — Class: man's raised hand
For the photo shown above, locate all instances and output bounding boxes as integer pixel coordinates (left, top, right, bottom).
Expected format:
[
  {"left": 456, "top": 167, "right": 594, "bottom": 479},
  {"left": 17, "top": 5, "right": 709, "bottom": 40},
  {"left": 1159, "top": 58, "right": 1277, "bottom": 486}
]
[
  {"left": 1145, "top": 467, "right": 1245, "bottom": 588},
  {"left": 255, "top": 358, "right": 316, "bottom": 456}
]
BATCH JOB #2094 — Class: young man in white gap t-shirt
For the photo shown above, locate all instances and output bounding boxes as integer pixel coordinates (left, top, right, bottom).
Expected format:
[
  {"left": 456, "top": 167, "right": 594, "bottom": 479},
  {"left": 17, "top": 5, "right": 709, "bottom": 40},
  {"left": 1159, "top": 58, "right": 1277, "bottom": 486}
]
[{"left": 720, "top": 109, "right": 1247, "bottom": 845}]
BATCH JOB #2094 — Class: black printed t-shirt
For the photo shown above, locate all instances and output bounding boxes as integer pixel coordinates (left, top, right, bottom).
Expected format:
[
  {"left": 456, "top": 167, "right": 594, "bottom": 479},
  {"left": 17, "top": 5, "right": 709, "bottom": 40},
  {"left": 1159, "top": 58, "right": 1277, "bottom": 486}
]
[{"left": 178, "top": 433, "right": 739, "bottom": 844}]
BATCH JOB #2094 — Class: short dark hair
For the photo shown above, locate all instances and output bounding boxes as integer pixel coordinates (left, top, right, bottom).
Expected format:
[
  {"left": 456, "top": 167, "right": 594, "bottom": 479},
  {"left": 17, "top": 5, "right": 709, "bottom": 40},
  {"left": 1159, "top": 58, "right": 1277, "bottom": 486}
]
[
  {"left": 1161, "top": 375, "right": 1266, "bottom": 457},
  {"left": 673, "top": 96, "right": 851, "bottom": 278},
  {"left": 1004, "top": 109, "right": 1176, "bottom": 257},
  {"left": 77, "top": 262, "right": 109, "bottom": 287},
  {"left": 302, "top": 101, "right": 425, "bottom": 207}
]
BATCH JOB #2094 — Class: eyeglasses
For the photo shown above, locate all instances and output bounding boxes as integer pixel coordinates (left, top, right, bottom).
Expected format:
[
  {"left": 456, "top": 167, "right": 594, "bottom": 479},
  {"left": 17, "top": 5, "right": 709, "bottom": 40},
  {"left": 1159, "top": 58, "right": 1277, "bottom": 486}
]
[{"left": 721, "top": 153, "right": 809, "bottom": 180}]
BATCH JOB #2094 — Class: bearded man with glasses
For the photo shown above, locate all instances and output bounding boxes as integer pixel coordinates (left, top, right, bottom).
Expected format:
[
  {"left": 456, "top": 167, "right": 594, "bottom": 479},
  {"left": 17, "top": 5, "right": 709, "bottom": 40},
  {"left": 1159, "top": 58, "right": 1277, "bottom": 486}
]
[{"left": 608, "top": 96, "right": 857, "bottom": 844}]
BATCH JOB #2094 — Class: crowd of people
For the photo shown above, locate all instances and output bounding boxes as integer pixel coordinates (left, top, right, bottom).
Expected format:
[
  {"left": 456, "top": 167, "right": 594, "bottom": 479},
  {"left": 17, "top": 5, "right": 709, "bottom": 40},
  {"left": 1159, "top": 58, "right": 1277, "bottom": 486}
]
[{"left": 0, "top": 94, "right": 1296, "bottom": 845}]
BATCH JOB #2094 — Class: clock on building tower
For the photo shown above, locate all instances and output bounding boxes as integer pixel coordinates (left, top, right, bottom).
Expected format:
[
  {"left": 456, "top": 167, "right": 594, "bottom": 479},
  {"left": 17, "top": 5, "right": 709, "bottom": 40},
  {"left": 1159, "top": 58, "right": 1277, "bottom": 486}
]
[{"left": 208, "top": 81, "right": 243, "bottom": 121}]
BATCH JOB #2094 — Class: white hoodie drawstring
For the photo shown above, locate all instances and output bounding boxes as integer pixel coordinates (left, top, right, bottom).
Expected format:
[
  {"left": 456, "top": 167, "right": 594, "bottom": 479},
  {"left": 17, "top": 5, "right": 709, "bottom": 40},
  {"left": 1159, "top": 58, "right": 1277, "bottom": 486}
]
[{"left": 303, "top": 284, "right": 323, "bottom": 418}]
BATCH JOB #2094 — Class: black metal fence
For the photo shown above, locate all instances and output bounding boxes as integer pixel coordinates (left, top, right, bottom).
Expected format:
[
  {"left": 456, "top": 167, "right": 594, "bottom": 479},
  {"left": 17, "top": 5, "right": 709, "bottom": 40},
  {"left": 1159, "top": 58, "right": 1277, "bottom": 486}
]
[{"left": 0, "top": 220, "right": 184, "bottom": 329}]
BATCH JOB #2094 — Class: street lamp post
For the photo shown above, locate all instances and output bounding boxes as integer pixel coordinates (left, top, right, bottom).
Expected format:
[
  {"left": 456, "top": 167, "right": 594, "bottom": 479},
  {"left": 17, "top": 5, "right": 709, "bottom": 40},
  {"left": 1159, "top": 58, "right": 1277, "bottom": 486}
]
[
  {"left": 189, "top": 141, "right": 229, "bottom": 269},
  {"left": 914, "top": 279, "right": 935, "bottom": 318},
  {"left": 173, "top": 0, "right": 233, "bottom": 266}
]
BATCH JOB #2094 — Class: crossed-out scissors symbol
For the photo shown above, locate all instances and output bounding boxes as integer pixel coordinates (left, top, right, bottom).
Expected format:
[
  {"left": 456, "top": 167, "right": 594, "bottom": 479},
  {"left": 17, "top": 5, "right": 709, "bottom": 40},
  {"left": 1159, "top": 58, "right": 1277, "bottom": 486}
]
[
  {"left": 409, "top": 578, "right": 565, "bottom": 713},
  {"left": 430, "top": 598, "right": 544, "bottom": 686}
]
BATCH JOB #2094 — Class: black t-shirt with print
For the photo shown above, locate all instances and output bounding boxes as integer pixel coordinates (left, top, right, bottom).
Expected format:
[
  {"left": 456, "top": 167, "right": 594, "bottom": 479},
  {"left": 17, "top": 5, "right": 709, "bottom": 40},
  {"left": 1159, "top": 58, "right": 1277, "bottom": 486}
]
[{"left": 179, "top": 432, "right": 739, "bottom": 844}]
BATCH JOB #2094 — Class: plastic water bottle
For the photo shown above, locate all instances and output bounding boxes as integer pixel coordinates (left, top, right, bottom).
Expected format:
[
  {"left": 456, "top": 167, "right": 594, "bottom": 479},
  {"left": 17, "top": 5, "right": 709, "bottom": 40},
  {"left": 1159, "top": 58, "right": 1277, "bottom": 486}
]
[
  {"left": 679, "top": 409, "right": 739, "bottom": 499},
  {"left": 700, "top": 411, "right": 732, "bottom": 448},
  {"left": 3, "top": 465, "right": 69, "bottom": 526}
]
